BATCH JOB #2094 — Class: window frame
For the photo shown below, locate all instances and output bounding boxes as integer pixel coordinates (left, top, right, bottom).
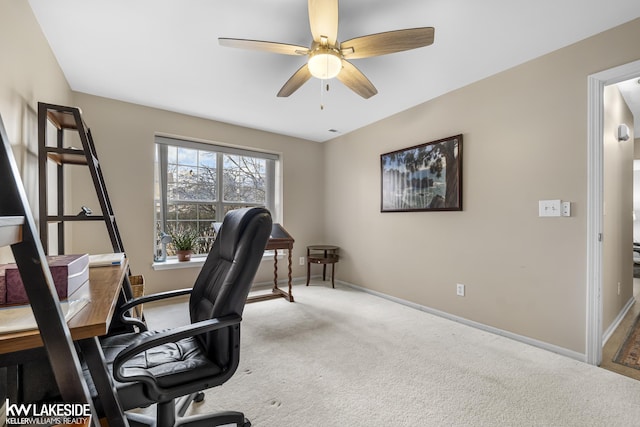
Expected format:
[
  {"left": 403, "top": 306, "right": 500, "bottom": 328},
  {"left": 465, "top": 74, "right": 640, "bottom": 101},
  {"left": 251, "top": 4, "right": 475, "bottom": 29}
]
[{"left": 154, "top": 135, "right": 280, "bottom": 260}]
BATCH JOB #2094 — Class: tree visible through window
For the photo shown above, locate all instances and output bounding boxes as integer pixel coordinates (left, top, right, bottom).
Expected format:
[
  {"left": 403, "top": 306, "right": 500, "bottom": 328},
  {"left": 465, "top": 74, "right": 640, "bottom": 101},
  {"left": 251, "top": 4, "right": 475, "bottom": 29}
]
[{"left": 154, "top": 137, "right": 278, "bottom": 259}]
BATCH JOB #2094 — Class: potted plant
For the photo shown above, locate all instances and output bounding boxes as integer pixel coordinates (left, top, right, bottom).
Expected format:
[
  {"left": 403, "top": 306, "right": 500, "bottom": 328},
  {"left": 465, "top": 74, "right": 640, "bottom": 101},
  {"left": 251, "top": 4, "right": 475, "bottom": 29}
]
[{"left": 168, "top": 227, "right": 199, "bottom": 262}]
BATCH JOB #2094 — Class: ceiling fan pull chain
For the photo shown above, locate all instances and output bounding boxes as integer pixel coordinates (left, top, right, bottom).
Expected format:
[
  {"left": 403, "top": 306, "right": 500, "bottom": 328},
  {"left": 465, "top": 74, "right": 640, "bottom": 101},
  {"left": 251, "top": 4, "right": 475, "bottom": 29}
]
[{"left": 320, "top": 79, "right": 331, "bottom": 110}]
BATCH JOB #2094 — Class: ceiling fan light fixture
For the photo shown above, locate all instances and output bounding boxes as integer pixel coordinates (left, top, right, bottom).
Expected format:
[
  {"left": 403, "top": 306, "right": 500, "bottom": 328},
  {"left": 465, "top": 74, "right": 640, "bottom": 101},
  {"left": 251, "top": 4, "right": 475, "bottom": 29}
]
[
  {"left": 308, "top": 49, "right": 342, "bottom": 80},
  {"left": 219, "top": 2, "right": 435, "bottom": 98}
]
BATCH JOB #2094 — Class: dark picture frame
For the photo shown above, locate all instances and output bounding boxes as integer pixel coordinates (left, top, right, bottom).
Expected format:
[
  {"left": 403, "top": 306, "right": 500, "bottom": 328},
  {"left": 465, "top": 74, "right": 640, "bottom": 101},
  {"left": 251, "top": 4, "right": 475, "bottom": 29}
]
[{"left": 381, "top": 134, "right": 463, "bottom": 212}]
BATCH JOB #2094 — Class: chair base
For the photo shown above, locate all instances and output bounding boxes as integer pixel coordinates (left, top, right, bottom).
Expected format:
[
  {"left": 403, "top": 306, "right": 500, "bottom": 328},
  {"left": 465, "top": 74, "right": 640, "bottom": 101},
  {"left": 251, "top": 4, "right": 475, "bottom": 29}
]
[
  {"left": 127, "top": 412, "right": 250, "bottom": 427},
  {"left": 177, "top": 392, "right": 205, "bottom": 417},
  {"left": 125, "top": 396, "right": 251, "bottom": 427}
]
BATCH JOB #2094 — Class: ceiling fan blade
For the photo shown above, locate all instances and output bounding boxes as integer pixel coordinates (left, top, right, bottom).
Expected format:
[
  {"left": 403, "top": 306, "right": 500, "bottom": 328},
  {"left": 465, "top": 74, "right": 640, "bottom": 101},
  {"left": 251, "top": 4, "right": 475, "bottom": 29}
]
[
  {"left": 336, "top": 60, "right": 378, "bottom": 99},
  {"left": 219, "top": 38, "right": 309, "bottom": 56},
  {"left": 277, "top": 64, "right": 313, "bottom": 97},
  {"left": 308, "top": 0, "right": 339, "bottom": 46},
  {"left": 341, "top": 27, "right": 435, "bottom": 59}
]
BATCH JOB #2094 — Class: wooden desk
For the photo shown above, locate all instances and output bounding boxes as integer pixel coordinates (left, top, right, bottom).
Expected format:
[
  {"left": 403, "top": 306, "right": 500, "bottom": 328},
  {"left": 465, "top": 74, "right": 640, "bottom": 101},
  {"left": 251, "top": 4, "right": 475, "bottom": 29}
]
[
  {"left": 248, "top": 223, "right": 295, "bottom": 303},
  {"left": 0, "top": 262, "right": 130, "bottom": 427},
  {"left": 0, "top": 262, "right": 127, "bottom": 354}
]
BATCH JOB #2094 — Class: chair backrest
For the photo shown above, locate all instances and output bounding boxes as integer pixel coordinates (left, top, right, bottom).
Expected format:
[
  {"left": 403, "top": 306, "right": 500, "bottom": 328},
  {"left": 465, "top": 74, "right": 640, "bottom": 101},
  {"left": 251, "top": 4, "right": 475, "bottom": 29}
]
[{"left": 188, "top": 207, "right": 272, "bottom": 366}]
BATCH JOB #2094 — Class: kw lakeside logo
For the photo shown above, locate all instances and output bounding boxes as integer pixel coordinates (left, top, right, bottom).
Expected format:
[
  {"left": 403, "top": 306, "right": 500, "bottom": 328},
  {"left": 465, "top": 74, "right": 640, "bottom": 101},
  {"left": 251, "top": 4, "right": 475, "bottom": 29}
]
[{"left": 4, "top": 399, "right": 91, "bottom": 426}]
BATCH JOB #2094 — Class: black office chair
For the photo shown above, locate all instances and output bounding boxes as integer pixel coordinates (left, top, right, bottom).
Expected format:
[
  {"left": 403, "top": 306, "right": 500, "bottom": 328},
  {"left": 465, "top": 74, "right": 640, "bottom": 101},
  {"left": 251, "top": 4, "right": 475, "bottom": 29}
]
[{"left": 93, "top": 207, "right": 272, "bottom": 427}]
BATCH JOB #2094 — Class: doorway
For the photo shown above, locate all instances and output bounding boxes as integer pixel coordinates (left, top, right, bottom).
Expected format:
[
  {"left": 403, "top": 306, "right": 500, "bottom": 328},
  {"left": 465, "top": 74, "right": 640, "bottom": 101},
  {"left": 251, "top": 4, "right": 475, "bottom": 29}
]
[{"left": 587, "top": 59, "right": 640, "bottom": 365}]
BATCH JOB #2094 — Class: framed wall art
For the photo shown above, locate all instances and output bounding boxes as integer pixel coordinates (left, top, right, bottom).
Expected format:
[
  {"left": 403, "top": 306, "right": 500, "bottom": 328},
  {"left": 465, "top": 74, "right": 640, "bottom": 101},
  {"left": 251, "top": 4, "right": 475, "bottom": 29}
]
[{"left": 381, "top": 134, "right": 462, "bottom": 212}]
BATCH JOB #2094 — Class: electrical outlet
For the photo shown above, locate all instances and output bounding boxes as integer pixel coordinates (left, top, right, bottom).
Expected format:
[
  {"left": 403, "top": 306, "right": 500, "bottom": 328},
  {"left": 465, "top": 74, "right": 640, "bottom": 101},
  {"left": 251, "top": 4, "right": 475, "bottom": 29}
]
[
  {"left": 456, "top": 283, "right": 465, "bottom": 297},
  {"left": 299, "top": 257, "right": 305, "bottom": 266}
]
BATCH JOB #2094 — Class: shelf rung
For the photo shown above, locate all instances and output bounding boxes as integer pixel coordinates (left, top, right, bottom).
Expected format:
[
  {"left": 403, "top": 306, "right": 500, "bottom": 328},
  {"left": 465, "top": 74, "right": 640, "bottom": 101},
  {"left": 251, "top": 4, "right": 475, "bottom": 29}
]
[
  {"left": 46, "top": 215, "right": 106, "bottom": 222},
  {"left": 46, "top": 109, "right": 79, "bottom": 130},
  {"left": 44, "top": 105, "right": 88, "bottom": 131},
  {"left": 47, "top": 151, "right": 87, "bottom": 166}
]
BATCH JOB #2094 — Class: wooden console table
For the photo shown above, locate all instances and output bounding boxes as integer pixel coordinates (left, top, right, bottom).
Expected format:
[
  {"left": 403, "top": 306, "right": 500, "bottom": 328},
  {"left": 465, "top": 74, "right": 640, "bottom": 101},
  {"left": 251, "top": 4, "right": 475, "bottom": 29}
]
[{"left": 248, "top": 223, "right": 295, "bottom": 303}]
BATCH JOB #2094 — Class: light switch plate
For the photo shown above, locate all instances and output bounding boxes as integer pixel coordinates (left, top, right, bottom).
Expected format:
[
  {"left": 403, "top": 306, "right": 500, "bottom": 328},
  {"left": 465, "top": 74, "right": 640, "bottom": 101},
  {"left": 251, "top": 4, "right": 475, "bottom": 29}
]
[{"left": 539, "top": 200, "right": 562, "bottom": 217}]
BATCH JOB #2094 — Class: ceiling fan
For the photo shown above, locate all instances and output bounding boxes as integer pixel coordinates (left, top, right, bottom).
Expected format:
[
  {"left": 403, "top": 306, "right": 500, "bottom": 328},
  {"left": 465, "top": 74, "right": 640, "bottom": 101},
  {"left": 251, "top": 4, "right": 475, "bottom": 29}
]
[{"left": 219, "top": 0, "right": 434, "bottom": 99}]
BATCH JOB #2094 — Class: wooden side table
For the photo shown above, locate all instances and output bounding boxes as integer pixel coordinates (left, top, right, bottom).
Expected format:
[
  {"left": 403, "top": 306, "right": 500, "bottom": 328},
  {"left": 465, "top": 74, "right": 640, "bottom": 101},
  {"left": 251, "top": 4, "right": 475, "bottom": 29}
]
[{"left": 306, "top": 245, "right": 339, "bottom": 288}]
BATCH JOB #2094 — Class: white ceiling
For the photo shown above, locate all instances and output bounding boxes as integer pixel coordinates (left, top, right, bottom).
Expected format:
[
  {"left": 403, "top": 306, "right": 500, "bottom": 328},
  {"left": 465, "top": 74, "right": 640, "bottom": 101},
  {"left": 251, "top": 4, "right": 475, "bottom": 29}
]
[{"left": 28, "top": 0, "right": 640, "bottom": 142}]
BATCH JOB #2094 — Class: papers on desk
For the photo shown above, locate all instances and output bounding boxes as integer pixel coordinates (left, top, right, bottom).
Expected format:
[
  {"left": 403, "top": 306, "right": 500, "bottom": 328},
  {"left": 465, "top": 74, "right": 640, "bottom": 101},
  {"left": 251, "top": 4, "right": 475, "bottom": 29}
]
[
  {"left": 89, "top": 252, "right": 125, "bottom": 267},
  {"left": 0, "top": 297, "right": 90, "bottom": 334}
]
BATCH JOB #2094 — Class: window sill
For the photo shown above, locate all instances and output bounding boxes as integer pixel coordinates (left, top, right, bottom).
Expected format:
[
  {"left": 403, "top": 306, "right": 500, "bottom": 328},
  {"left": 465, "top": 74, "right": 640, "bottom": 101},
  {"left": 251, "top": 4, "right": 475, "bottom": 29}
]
[
  {"left": 152, "top": 251, "right": 279, "bottom": 271},
  {"left": 152, "top": 257, "right": 206, "bottom": 270}
]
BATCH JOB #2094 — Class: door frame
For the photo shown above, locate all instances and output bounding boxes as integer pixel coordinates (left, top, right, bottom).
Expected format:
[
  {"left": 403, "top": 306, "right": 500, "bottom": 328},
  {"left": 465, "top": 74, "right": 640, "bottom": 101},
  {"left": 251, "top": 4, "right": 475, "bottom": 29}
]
[{"left": 586, "top": 59, "right": 640, "bottom": 365}]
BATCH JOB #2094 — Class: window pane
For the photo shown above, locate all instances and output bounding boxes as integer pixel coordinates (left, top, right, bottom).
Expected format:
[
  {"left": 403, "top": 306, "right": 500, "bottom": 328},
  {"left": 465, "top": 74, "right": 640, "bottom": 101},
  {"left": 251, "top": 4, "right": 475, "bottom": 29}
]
[
  {"left": 177, "top": 165, "right": 196, "bottom": 184},
  {"left": 194, "top": 183, "right": 216, "bottom": 201},
  {"left": 177, "top": 147, "right": 197, "bottom": 167},
  {"left": 169, "top": 164, "right": 217, "bottom": 202},
  {"left": 198, "top": 204, "right": 216, "bottom": 220},
  {"left": 223, "top": 204, "right": 254, "bottom": 216},
  {"left": 165, "top": 220, "right": 178, "bottom": 234},
  {"left": 167, "top": 146, "right": 177, "bottom": 164},
  {"left": 199, "top": 151, "right": 216, "bottom": 168},
  {"left": 195, "top": 222, "right": 216, "bottom": 254},
  {"left": 223, "top": 155, "right": 266, "bottom": 203},
  {"left": 166, "top": 203, "right": 177, "bottom": 221},
  {"left": 176, "top": 220, "right": 198, "bottom": 231},
  {"left": 176, "top": 204, "right": 198, "bottom": 220}
]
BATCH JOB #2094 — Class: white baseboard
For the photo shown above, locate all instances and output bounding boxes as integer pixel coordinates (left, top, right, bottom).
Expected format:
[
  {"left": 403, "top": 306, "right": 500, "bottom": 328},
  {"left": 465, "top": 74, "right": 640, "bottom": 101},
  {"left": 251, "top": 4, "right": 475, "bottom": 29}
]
[
  {"left": 337, "top": 280, "right": 587, "bottom": 362},
  {"left": 602, "top": 296, "right": 636, "bottom": 345}
]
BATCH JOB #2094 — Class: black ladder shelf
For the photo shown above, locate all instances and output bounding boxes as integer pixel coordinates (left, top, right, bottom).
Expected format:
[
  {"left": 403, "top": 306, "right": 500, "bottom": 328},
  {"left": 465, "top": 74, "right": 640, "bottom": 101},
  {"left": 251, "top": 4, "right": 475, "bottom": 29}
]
[
  {"left": 0, "top": 113, "right": 101, "bottom": 426},
  {"left": 37, "top": 102, "right": 125, "bottom": 255},
  {"left": 37, "top": 103, "right": 137, "bottom": 317}
]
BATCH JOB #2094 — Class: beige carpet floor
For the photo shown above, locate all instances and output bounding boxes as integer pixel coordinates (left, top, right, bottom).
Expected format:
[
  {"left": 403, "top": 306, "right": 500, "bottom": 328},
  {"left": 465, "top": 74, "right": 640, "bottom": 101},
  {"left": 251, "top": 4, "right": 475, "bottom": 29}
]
[{"left": 144, "top": 282, "right": 640, "bottom": 427}]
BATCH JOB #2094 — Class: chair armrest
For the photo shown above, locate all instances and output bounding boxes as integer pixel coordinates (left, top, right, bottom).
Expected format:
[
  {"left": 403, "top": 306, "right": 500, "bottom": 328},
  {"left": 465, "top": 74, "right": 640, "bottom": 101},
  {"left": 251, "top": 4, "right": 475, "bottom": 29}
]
[
  {"left": 118, "top": 288, "right": 193, "bottom": 330},
  {"left": 121, "top": 287, "right": 193, "bottom": 312},
  {"left": 112, "top": 314, "right": 242, "bottom": 390}
]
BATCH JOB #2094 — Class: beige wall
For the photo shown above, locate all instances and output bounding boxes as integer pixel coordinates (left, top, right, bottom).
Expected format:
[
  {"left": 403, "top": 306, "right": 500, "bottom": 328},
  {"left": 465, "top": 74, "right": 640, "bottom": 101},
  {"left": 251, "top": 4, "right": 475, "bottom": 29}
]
[
  {"left": 602, "top": 85, "right": 634, "bottom": 330},
  {"left": 324, "top": 19, "right": 640, "bottom": 354},
  {"left": 4, "top": 1, "right": 640, "bottom": 356},
  {"left": 0, "top": 2, "right": 324, "bottom": 292},
  {"left": 0, "top": 0, "right": 72, "bottom": 263},
  {"left": 68, "top": 93, "right": 324, "bottom": 293}
]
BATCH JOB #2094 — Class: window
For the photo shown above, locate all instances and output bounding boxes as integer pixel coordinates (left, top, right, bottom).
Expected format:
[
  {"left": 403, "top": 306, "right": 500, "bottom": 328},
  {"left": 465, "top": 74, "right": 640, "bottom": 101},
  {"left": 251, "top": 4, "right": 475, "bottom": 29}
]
[{"left": 154, "top": 136, "right": 279, "bottom": 258}]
